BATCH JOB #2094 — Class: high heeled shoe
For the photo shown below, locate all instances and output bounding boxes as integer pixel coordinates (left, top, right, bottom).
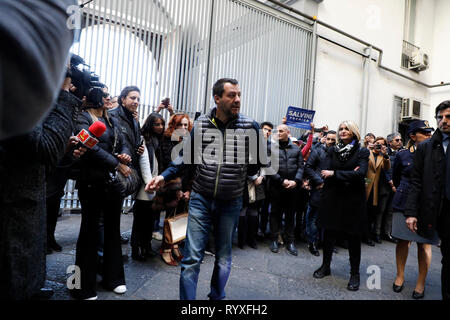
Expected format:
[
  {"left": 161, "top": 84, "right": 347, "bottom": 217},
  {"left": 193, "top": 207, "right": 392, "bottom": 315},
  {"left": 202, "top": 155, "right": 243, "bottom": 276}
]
[
  {"left": 160, "top": 248, "right": 178, "bottom": 266},
  {"left": 172, "top": 245, "right": 183, "bottom": 262},
  {"left": 393, "top": 281, "right": 404, "bottom": 293},
  {"left": 412, "top": 289, "right": 425, "bottom": 299}
]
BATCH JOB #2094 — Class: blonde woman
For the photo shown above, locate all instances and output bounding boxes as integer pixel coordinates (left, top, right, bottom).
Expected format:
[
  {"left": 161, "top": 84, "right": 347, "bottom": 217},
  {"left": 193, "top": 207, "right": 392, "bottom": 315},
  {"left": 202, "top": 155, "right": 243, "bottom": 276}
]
[{"left": 313, "top": 120, "right": 370, "bottom": 292}]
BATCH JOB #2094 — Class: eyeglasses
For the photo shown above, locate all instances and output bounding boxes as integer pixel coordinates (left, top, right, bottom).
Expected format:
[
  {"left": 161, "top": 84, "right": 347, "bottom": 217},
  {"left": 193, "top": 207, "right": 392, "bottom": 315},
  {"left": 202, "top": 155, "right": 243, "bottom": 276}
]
[{"left": 394, "top": 138, "right": 402, "bottom": 142}]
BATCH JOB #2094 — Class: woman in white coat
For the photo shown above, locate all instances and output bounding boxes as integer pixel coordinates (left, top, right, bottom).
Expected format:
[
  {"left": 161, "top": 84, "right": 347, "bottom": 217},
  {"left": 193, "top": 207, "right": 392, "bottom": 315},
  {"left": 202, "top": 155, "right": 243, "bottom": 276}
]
[{"left": 130, "top": 113, "right": 165, "bottom": 261}]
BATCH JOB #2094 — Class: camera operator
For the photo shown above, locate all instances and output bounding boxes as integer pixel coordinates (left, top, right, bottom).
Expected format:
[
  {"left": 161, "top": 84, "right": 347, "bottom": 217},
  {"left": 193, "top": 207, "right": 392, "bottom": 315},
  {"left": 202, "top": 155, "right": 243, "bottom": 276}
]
[
  {"left": 71, "top": 86, "right": 132, "bottom": 300},
  {"left": 0, "top": 0, "right": 77, "bottom": 141},
  {"left": 0, "top": 74, "right": 82, "bottom": 299}
]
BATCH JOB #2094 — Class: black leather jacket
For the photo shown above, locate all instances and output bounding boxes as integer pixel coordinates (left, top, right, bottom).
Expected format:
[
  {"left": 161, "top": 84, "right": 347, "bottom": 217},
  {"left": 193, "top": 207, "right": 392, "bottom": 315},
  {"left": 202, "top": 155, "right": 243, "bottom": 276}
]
[
  {"left": 108, "top": 105, "right": 141, "bottom": 170},
  {"left": 75, "top": 111, "right": 129, "bottom": 184}
]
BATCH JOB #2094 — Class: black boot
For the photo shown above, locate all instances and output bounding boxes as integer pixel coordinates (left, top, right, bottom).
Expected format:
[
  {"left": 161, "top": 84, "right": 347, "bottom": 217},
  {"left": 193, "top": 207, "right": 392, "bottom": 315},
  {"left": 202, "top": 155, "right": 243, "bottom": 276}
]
[
  {"left": 131, "top": 246, "right": 146, "bottom": 261},
  {"left": 313, "top": 264, "right": 331, "bottom": 278},
  {"left": 247, "top": 216, "right": 258, "bottom": 249},
  {"left": 287, "top": 242, "right": 298, "bottom": 256},
  {"left": 237, "top": 216, "right": 247, "bottom": 249},
  {"left": 308, "top": 242, "right": 320, "bottom": 256},
  {"left": 347, "top": 273, "right": 360, "bottom": 291},
  {"left": 269, "top": 240, "right": 279, "bottom": 253}
]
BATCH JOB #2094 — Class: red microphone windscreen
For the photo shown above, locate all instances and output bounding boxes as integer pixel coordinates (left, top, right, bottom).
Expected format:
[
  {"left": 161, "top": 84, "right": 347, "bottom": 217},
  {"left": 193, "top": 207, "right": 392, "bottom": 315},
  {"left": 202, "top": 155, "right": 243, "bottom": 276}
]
[{"left": 89, "top": 121, "right": 107, "bottom": 138}]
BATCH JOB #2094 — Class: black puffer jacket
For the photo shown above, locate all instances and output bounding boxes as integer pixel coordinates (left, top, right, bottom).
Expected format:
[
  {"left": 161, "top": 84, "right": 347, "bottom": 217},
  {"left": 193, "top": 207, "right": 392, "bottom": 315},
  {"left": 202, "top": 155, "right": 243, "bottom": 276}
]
[
  {"left": 75, "top": 111, "right": 129, "bottom": 184},
  {"left": 268, "top": 139, "right": 304, "bottom": 187},
  {"left": 161, "top": 107, "right": 264, "bottom": 200},
  {"left": 108, "top": 105, "right": 141, "bottom": 170}
]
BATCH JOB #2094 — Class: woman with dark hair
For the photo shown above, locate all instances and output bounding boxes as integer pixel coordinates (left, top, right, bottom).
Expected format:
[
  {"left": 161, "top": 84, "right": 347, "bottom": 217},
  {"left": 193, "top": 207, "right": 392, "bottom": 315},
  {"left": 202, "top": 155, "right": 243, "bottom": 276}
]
[
  {"left": 365, "top": 136, "right": 391, "bottom": 246},
  {"left": 130, "top": 112, "right": 165, "bottom": 261},
  {"left": 391, "top": 120, "right": 437, "bottom": 299},
  {"left": 364, "top": 133, "right": 376, "bottom": 150},
  {"left": 313, "top": 120, "right": 370, "bottom": 292},
  {"left": 72, "top": 89, "right": 132, "bottom": 300},
  {"left": 155, "top": 113, "right": 193, "bottom": 266}
]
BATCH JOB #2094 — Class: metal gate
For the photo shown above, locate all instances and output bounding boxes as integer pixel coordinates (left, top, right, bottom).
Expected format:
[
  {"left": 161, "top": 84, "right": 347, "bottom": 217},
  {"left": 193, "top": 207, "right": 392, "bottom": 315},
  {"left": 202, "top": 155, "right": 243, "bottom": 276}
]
[{"left": 63, "top": 0, "right": 314, "bottom": 210}]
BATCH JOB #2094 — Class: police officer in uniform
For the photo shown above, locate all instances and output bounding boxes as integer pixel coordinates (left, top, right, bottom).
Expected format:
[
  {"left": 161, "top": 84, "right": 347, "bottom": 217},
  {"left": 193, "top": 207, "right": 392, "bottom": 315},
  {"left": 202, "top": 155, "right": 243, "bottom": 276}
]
[{"left": 391, "top": 120, "right": 438, "bottom": 299}]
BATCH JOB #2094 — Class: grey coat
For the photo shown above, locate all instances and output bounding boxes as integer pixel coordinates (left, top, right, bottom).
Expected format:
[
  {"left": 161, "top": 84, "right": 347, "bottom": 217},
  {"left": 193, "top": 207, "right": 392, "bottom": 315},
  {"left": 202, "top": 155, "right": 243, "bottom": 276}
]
[{"left": 0, "top": 91, "right": 80, "bottom": 299}]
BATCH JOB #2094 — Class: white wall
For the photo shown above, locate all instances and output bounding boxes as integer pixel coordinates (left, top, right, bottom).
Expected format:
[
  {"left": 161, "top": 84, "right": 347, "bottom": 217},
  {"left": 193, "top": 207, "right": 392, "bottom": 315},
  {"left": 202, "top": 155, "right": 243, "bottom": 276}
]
[
  {"left": 288, "top": 0, "right": 450, "bottom": 138},
  {"left": 428, "top": 0, "right": 450, "bottom": 123}
]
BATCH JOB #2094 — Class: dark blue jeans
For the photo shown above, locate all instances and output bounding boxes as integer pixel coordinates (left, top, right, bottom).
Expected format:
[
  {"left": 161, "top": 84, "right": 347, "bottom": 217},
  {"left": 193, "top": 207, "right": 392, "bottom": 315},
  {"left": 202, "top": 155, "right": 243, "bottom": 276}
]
[
  {"left": 179, "top": 191, "right": 242, "bottom": 300},
  {"left": 305, "top": 204, "right": 319, "bottom": 244}
]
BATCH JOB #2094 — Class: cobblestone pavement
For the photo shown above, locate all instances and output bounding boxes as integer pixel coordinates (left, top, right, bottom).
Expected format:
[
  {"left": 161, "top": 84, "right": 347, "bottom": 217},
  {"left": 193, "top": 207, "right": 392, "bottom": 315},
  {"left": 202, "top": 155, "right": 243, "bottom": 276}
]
[{"left": 45, "top": 212, "right": 443, "bottom": 300}]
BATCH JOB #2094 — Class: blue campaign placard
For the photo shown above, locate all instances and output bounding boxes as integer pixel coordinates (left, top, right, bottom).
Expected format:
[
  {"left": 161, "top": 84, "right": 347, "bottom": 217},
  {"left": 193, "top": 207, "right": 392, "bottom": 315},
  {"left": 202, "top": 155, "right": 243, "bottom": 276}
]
[{"left": 285, "top": 106, "right": 315, "bottom": 129}]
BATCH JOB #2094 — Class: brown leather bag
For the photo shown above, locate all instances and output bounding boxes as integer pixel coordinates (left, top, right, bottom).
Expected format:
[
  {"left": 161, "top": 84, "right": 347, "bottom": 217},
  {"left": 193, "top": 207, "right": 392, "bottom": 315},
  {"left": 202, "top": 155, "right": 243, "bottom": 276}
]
[{"left": 163, "top": 212, "right": 188, "bottom": 244}]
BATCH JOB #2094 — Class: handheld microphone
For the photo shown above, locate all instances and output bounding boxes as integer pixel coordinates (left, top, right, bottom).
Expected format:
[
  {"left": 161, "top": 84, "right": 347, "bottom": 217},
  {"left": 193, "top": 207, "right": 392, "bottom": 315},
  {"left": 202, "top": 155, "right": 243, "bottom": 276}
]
[{"left": 76, "top": 121, "right": 107, "bottom": 148}]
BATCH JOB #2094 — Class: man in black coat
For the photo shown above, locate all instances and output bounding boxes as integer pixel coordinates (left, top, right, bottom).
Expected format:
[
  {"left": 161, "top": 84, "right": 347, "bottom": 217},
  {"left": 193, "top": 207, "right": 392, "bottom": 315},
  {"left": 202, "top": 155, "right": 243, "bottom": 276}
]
[
  {"left": 405, "top": 101, "right": 450, "bottom": 300},
  {"left": 304, "top": 130, "right": 336, "bottom": 256},
  {"left": 268, "top": 124, "right": 304, "bottom": 256}
]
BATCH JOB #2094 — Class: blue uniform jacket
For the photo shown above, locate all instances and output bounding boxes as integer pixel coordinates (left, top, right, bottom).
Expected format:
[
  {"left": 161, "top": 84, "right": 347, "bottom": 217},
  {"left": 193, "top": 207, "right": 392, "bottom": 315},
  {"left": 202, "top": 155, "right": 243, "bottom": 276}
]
[{"left": 392, "top": 146, "right": 415, "bottom": 212}]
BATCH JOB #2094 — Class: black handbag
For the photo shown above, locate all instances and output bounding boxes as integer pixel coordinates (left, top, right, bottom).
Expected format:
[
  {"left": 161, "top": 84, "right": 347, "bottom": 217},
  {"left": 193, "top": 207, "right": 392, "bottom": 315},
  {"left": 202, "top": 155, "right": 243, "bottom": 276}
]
[{"left": 108, "top": 128, "right": 142, "bottom": 197}]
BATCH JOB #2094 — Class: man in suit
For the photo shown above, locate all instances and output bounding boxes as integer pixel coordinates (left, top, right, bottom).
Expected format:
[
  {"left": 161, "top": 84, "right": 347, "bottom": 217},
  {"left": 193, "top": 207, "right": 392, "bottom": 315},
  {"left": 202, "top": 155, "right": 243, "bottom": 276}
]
[{"left": 405, "top": 101, "right": 450, "bottom": 300}]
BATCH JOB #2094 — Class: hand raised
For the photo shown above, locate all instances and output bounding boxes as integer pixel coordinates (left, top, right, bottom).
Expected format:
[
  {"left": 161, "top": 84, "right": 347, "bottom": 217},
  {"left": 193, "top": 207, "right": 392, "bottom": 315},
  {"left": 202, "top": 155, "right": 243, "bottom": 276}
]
[{"left": 145, "top": 175, "right": 165, "bottom": 192}]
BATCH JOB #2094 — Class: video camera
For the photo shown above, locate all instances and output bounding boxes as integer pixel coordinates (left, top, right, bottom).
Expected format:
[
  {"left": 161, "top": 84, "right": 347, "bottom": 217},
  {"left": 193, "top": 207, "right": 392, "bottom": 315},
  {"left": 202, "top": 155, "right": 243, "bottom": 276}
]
[{"left": 67, "top": 54, "right": 107, "bottom": 108}]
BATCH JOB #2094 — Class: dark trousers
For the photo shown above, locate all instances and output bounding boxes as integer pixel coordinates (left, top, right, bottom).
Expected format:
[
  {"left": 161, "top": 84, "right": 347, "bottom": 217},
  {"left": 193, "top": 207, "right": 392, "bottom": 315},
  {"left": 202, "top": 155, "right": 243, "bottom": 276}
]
[
  {"left": 259, "top": 190, "right": 271, "bottom": 234},
  {"left": 269, "top": 187, "right": 298, "bottom": 243},
  {"left": 46, "top": 192, "right": 63, "bottom": 244},
  {"left": 366, "top": 192, "right": 378, "bottom": 237},
  {"left": 131, "top": 199, "right": 158, "bottom": 249},
  {"left": 295, "top": 188, "right": 309, "bottom": 239},
  {"left": 374, "top": 191, "right": 391, "bottom": 236},
  {"left": 439, "top": 198, "right": 450, "bottom": 300},
  {"left": 75, "top": 183, "right": 125, "bottom": 298},
  {"left": 322, "top": 229, "right": 361, "bottom": 275}
]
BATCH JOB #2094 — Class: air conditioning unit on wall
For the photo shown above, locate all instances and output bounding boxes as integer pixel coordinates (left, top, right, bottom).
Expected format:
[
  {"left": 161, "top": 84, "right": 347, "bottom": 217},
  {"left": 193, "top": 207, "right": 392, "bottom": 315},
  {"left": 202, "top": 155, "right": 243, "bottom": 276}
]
[
  {"left": 401, "top": 98, "right": 421, "bottom": 120},
  {"left": 409, "top": 50, "right": 429, "bottom": 72}
]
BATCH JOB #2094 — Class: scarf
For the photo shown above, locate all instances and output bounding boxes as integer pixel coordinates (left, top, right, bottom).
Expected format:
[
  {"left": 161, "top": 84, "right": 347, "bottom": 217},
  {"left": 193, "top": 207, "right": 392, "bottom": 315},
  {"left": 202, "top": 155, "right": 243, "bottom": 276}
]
[{"left": 335, "top": 139, "right": 357, "bottom": 161}]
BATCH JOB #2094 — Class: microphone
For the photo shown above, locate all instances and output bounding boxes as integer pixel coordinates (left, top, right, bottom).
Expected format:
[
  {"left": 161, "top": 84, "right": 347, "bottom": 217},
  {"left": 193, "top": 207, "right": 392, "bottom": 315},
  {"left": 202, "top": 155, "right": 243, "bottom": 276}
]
[{"left": 76, "top": 121, "right": 107, "bottom": 148}]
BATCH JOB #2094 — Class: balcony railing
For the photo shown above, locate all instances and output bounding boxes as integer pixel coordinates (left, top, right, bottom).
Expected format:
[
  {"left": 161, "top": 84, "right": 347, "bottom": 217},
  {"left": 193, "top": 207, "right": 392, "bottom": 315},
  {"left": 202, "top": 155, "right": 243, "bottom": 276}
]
[{"left": 402, "top": 40, "right": 420, "bottom": 69}]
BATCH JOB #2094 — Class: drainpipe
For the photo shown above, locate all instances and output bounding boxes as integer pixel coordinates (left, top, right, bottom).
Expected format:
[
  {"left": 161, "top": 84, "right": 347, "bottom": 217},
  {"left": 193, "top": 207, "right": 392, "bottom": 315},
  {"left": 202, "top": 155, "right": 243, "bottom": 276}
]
[
  {"left": 203, "top": 0, "right": 216, "bottom": 114},
  {"left": 265, "top": 0, "right": 450, "bottom": 89},
  {"left": 361, "top": 46, "right": 372, "bottom": 135},
  {"left": 308, "top": 20, "right": 318, "bottom": 110}
]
